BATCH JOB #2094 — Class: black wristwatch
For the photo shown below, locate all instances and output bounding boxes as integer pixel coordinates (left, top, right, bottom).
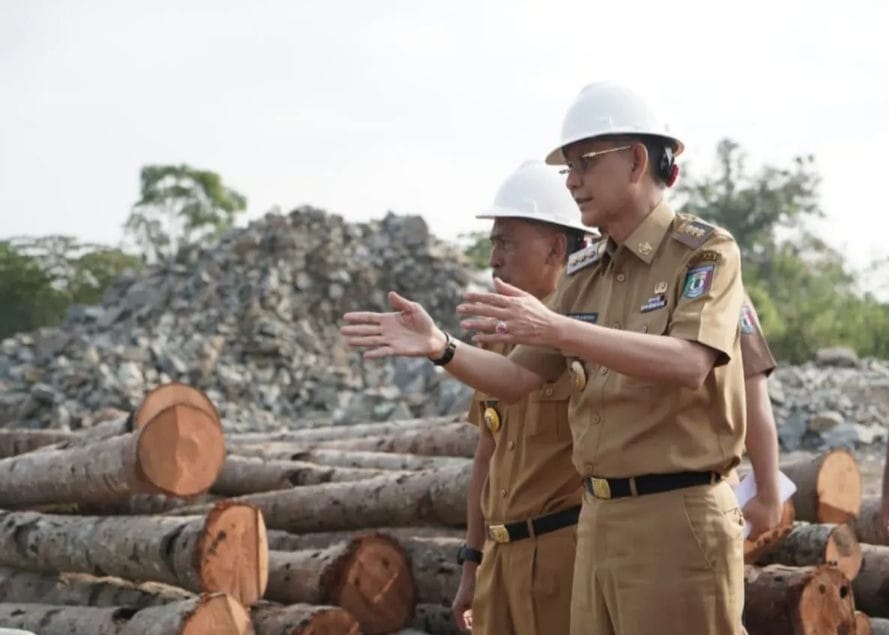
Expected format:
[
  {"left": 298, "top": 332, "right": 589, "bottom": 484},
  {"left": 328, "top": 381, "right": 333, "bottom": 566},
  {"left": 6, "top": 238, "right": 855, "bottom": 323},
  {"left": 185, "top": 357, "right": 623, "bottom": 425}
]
[
  {"left": 456, "top": 543, "right": 483, "bottom": 565},
  {"left": 429, "top": 330, "right": 458, "bottom": 366}
]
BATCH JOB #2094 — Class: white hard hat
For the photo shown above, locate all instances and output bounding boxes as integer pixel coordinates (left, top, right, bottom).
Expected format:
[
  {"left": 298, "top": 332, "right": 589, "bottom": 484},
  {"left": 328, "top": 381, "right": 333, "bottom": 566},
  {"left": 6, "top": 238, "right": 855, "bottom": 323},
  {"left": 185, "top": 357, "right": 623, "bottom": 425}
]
[
  {"left": 546, "top": 81, "right": 684, "bottom": 165},
  {"left": 476, "top": 160, "right": 592, "bottom": 234}
]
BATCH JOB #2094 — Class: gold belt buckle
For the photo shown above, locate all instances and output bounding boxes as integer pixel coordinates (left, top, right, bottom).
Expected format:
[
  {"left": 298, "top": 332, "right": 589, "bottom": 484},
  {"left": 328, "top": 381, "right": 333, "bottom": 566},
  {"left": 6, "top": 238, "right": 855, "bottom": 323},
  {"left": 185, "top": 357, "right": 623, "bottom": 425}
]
[
  {"left": 590, "top": 477, "right": 612, "bottom": 499},
  {"left": 487, "top": 524, "right": 510, "bottom": 543}
]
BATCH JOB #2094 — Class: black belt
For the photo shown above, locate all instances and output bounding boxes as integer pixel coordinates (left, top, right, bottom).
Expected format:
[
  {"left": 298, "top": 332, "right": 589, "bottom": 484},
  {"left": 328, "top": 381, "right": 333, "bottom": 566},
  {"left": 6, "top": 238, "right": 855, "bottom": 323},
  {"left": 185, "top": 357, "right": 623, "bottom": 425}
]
[
  {"left": 584, "top": 471, "right": 720, "bottom": 500},
  {"left": 486, "top": 505, "right": 581, "bottom": 544}
]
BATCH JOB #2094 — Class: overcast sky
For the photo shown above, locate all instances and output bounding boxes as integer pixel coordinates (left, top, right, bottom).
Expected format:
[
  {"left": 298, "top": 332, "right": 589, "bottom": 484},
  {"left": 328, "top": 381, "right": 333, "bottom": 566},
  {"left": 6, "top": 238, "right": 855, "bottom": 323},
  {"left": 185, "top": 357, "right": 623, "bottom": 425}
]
[{"left": 2, "top": 0, "right": 887, "bottom": 288}]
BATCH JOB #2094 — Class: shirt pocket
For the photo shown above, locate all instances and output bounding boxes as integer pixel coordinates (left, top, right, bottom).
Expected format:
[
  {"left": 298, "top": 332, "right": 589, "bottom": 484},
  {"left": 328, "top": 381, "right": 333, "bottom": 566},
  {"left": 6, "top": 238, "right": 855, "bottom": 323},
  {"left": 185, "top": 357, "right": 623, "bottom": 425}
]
[{"left": 526, "top": 373, "right": 573, "bottom": 438}]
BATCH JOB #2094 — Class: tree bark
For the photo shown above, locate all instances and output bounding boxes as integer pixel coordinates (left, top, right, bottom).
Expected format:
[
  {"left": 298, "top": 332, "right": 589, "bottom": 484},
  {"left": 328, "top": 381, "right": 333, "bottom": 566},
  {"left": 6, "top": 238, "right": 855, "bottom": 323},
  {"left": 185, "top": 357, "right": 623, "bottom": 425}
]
[
  {"left": 266, "top": 534, "right": 414, "bottom": 635},
  {"left": 315, "top": 423, "right": 475, "bottom": 457},
  {"left": 0, "top": 594, "right": 252, "bottom": 635},
  {"left": 756, "top": 522, "right": 862, "bottom": 581},
  {"left": 411, "top": 604, "right": 461, "bottom": 635},
  {"left": 228, "top": 414, "right": 461, "bottom": 445},
  {"left": 176, "top": 465, "right": 470, "bottom": 533},
  {"left": 250, "top": 602, "right": 360, "bottom": 635},
  {"left": 0, "top": 502, "right": 268, "bottom": 607},
  {"left": 266, "top": 527, "right": 465, "bottom": 552},
  {"left": 852, "top": 544, "right": 889, "bottom": 618},
  {"left": 233, "top": 442, "right": 470, "bottom": 470},
  {"left": 743, "top": 564, "right": 855, "bottom": 635},
  {"left": 0, "top": 566, "right": 192, "bottom": 607},
  {"left": 781, "top": 450, "right": 861, "bottom": 523},
  {"left": 213, "top": 456, "right": 391, "bottom": 496},
  {"left": 853, "top": 495, "right": 889, "bottom": 546},
  {"left": 0, "top": 403, "right": 225, "bottom": 508},
  {"left": 399, "top": 536, "right": 462, "bottom": 606},
  {"left": 0, "top": 429, "right": 75, "bottom": 458}
]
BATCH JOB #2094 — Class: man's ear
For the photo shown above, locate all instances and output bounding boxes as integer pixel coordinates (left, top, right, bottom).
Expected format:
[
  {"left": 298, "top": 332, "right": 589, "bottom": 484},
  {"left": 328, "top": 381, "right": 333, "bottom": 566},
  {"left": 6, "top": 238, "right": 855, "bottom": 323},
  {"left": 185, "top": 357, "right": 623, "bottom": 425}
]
[
  {"left": 549, "top": 232, "right": 568, "bottom": 264},
  {"left": 629, "top": 143, "right": 648, "bottom": 184}
]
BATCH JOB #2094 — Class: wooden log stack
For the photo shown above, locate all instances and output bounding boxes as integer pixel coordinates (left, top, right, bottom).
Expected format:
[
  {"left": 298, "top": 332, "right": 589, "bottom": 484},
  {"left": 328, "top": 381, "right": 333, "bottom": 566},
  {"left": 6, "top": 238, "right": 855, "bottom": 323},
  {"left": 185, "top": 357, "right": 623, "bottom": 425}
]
[{"left": 5, "top": 384, "right": 889, "bottom": 635}]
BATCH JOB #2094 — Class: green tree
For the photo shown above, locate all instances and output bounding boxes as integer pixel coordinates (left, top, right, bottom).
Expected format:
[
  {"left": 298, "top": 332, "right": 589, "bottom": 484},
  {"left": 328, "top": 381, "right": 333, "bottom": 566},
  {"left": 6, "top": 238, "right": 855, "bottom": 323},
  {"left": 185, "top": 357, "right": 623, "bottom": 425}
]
[
  {"left": 678, "top": 139, "right": 889, "bottom": 362},
  {"left": 0, "top": 241, "right": 69, "bottom": 338},
  {"left": 124, "top": 165, "right": 247, "bottom": 263}
]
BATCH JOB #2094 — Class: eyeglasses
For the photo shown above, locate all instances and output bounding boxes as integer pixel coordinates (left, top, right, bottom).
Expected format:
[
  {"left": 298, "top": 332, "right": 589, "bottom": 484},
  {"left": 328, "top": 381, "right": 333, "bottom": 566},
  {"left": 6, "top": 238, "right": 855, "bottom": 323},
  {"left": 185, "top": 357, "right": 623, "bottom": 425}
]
[{"left": 558, "top": 145, "right": 632, "bottom": 176}]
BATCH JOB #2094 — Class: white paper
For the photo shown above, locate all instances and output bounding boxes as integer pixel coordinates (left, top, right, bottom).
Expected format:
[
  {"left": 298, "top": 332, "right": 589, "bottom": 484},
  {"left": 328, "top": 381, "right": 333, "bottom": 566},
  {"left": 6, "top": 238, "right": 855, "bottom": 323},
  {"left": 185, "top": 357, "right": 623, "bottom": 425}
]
[{"left": 734, "top": 470, "right": 797, "bottom": 538}]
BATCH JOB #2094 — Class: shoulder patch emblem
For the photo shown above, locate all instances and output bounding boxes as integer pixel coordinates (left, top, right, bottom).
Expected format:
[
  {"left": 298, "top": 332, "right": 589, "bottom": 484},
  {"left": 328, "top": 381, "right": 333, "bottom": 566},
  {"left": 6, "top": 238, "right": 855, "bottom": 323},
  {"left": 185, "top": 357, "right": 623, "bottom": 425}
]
[
  {"left": 567, "top": 243, "right": 602, "bottom": 275},
  {"left": 683, "top": 264, "right": 715, "bottom": 299},
  {"left": 672, "top": 220, "right": 716, "bottom": 249},
  {"left": 740, "top": 304, "right": 756, "bottom": 334}
]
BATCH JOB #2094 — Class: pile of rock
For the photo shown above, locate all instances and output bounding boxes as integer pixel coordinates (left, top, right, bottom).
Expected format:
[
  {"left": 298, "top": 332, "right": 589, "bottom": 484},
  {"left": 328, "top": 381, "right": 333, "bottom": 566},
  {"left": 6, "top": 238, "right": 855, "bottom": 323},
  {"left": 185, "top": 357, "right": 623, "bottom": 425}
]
[{"left": 0, "top": 208, "right": 482, "bottom": 432}]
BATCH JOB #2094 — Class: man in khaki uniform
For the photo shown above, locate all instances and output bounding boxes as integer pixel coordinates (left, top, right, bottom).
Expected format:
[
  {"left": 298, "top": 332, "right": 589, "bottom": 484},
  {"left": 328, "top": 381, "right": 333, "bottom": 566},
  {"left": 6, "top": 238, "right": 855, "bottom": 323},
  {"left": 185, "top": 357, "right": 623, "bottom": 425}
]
[
  {"left": 450, "top": 161, "right": 588, "bottom": 635},
  {"left": 342, "top": 81, "right": 749, "bottom": 634}
]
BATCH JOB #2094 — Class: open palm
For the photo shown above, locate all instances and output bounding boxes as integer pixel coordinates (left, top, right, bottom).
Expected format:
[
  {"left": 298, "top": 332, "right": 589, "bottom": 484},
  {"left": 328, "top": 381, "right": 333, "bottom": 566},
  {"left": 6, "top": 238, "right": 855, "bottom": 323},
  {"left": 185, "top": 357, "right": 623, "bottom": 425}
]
[{"left": 341, "top": 291, "right": 443, "bottom": 359}]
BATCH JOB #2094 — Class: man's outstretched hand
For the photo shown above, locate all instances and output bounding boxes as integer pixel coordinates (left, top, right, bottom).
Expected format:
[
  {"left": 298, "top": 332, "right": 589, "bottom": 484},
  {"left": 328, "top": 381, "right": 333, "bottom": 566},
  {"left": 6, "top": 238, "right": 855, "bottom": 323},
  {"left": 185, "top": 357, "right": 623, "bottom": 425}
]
[{"left": 341, "top": 291, "right": 446, "bottom": 359}]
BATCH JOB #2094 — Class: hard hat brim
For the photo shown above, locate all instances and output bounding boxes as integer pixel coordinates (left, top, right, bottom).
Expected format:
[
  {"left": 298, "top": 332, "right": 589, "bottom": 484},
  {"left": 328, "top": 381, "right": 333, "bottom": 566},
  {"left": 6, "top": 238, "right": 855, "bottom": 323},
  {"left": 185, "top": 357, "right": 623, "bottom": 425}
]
[
  {"left": 475, "top": 210, "right": 594, "bottom": 235},
  {"left": 545, "top": 132, "right": 685, "bottom": 166}
]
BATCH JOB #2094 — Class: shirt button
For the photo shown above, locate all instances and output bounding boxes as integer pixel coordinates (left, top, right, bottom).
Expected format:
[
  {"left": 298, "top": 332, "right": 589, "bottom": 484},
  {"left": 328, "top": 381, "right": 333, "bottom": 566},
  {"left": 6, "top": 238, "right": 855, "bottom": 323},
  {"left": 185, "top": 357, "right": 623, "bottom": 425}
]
[
  {"left": 593, "top": 413, "right": 602, "bottom": 424},
  {"left": 611, "top": 322, "right": 621, "bottom": 329},
  {"left": 501, "top": 489, "right": 508, "bottom": 497},
  {"left": 616, "top": 273, "right": 626, "bottom": 282},
  {"left": 544, "top": 387, "right": 553, "bottom": 397},
  {"left": 508, "top": 440, "right": 516, "bottom": 450},
  {"left": 583, "top": 463, "right": 594, "bottom": 474},
  {"left": 642, "top": 325, "right": 649, "bottom": 333},
  {"left": 599, "top": 366, "right": 609, "bottom": 375}
]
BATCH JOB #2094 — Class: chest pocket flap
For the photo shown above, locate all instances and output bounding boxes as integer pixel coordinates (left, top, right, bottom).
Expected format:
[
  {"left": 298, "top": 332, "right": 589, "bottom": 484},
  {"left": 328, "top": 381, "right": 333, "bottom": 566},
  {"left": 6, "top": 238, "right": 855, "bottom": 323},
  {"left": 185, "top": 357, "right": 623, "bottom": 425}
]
[{"left": 526, "top": 371, "right": 573, "bottom": 438}]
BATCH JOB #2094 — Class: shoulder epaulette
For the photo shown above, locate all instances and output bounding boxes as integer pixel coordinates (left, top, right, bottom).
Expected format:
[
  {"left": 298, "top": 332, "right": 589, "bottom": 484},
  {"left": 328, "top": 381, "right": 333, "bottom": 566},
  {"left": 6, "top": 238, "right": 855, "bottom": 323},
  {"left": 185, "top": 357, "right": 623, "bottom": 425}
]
[
  {"left": 671, "top": 217, "right": 717, "bottom": 249},
  {"left": 567, "top": 241, "right": 602, "bottom": 275}
]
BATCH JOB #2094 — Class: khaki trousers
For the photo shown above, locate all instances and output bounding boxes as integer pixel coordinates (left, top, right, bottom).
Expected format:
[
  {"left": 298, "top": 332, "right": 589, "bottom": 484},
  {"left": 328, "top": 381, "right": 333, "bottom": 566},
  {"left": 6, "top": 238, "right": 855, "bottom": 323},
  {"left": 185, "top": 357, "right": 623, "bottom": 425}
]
[
  {"left": 570, "top": 480, "right": 745, "bottom": 635},
  {"left": 472, "top": 523, "right": 577, "bottom": 635}
]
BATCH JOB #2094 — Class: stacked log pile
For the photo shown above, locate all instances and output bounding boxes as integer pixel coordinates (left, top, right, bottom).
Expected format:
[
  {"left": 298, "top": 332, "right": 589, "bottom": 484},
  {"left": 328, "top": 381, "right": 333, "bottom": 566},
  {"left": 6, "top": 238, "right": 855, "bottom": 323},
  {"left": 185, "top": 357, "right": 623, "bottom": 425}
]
[{"left": 6, "top": 385, "right": 889, "bottom": 634}]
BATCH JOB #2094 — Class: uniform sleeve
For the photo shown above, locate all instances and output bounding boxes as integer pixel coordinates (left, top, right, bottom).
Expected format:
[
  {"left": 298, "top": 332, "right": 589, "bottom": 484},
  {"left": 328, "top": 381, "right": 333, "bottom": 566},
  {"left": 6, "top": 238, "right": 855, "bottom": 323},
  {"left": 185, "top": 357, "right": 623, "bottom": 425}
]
[
  {"left": 739, "top": 294, "right": 777, "bottom": 378},
  {"left": 668, "top": 232, "right": 744, "bottom": 366},
  {"left": 509, "top": 344, "right": 567, "bottom": 381}
]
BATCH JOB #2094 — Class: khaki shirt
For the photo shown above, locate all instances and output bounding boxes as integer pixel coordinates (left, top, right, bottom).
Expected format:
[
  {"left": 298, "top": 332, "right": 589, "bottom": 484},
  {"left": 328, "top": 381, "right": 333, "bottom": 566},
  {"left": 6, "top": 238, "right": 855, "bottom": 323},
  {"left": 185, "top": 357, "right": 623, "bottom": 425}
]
[
  {"left": 469, "top": 341, "right": 582, "bottom": 524},
  {"left": 740, "top": 294, "right": 776, "bottom": 378},
  {"left": 511, "top": 201, "right": 746, "bottom": 479}
]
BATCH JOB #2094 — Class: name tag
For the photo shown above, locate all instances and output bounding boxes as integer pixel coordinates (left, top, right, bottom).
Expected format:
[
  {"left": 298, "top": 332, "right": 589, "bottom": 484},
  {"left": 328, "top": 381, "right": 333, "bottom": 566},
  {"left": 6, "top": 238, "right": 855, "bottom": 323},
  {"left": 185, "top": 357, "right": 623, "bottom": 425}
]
[
  {"left": 567, "top": 312, "right": 598, "bottom": 324},
  {"left": 640, "top": 294, "right": 667, "bottom": 313}
]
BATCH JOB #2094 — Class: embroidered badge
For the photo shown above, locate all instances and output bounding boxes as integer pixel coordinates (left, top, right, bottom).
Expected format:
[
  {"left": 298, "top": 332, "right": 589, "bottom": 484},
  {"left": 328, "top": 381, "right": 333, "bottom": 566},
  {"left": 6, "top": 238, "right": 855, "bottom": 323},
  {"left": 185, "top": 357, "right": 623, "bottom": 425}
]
[
  {"left": 567, "top": 243, "right": 601, "bottom": 275},
  {"left": 740, "top": 304, "right": 756, "bottom": 334},
  {"left": 683, "top": 265, "right": 715, "bottom": 299},
  {"left": 690, "top": 249, "right": 721, "bottom": 265},
  {"left": 654, "top": 281, "right": 668, "bottom": 294},
  {"left": 567, "top": 312, "right": 598, "bottom": 324},
  {"left": 640, "top": 294, "right": 668, "bottom": 313}
]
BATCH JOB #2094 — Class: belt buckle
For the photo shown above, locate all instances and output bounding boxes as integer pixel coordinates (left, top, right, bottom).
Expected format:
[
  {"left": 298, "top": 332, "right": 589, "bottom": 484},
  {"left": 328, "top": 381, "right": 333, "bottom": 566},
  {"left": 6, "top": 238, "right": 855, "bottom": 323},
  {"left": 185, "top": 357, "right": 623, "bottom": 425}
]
[
  {"left": 488, "top": 524, "right": 510, "bottom": 543},
  {"left": 590, "top": 477, "right": 612, "bottom": 499}
]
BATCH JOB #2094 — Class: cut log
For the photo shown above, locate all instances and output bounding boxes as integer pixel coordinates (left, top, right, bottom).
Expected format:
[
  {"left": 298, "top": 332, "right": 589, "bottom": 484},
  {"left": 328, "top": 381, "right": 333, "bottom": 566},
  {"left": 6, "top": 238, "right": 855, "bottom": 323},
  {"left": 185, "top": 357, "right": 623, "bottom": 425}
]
[
  {"left": 756, "top": 522, "right": 862, "bottom": 581},
  {"left": 411, "top": 604, "right": 461, "bottom": 635},
  {"left": 852, "top": 544, "right": 889, "bottom": 618},
  {"left": 251, "top": 602, "right": 360, "bottom": 635},
  {"left": 266, "top": 527, "right": 465, "bottom": 551},
  {"left": 853, "top": 495, "right": 889, "bottom": 546},
  {"left": 744, "top": 499, "right": 796, "bottom": 564},
  {"left": 175, "top": 465, "right": 470, "bottom": 532},
  {"left": 857, "top": 611, "right": 874, "bottom": 635},
  {"left": 743, "top": 564, "right": 855, "bottom": 635},
  {"left": 399, "top": 536, "right": 462, "bottom": 605},
  {"left": 69, "top": 493, "right": 224, "bottom": 516},
  {"left": 213, "top": 456, "right": 392, "bottom": 496},
  {"left": 872, "top": 617, "right": 889, "bottom": 635},
  {"left": 781, "top": 450, "right": 861, "bottom": 523},
  {"left": 228, "top": 414, "right": 461, "bottom": 444},
  {"left": 234, "top": 445, "right": 469, "bottom": 471},
  {"left": 316, "top": 422, "right": 476, "bottom": 457},
  {"left": 0, "top": 566, "right": 192, "bottom": 607},
  {"left": 119, "top": 593, "right": 253, "bottom": 635},
  {"left": 0, "top": 403, "right": 225, "bottom": 508},
  {"left": 0, "top": 594, "right": 252, "bottom": 635},
  {"left": 266, "top": 534, "right": 414, "bottom": 634},
  {"left": 0, "top": 502, "right": 268, "bottom": 606}
]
